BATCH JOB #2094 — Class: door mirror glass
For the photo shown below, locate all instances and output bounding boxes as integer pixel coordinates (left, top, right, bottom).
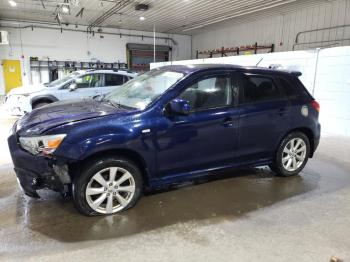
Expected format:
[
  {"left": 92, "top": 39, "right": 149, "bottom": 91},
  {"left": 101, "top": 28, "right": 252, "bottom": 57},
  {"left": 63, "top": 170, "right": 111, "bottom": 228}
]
[
  {"left": 69, "top": 82, "right": 77, "bottom": 91},
  {"left": 168, "top": 98, "right": 191, "bottom": 115}
]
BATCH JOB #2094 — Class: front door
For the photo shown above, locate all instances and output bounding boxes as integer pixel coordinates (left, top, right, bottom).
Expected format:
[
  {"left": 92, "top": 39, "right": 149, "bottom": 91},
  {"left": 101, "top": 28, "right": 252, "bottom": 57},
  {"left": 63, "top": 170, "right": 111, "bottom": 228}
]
[
  {"left": 155, "top": 72, "right": 240, "bottom": 177},
  {"left": 2, "top": 60, "right": 22, "bottom": 94},
  {"left": 59, "top": 73, "right": 103, "bottom": 100}
]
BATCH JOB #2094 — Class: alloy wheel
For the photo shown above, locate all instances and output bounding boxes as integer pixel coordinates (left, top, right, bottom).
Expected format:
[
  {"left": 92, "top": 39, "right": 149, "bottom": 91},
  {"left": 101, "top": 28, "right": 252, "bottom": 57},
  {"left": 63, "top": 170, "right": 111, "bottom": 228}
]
[
  {"left": 85, "top": 167, "right": 136, "bottom": 214},
  {"left": 282, "top": 138, "right": 307, "bottom": 172}
]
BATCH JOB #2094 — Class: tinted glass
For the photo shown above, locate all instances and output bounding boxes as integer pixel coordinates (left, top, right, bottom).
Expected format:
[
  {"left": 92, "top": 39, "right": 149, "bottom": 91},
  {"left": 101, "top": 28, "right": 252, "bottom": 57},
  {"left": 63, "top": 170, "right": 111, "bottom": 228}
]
[
  {"left": 75, "top": 74, "right": 103, "bottom": 88},
  {"left": 279, "top": 77, "right": 298, "bottom": 99},
  {"left": 45, "top": 71, "right": 81, "bottom": 87},
  {"left": 178, "top": 75, "right": 233, "bottom": 111},
  {"left": 123, "top": 75, "right": 131, "bottom": 83},
  {"left": 105, "top": 70, "right": 184, "bottom": 110},
  {"left": 243, "top": 75, "right": 281, "bottom": 103},
  {"left": 105, "top": 74, "right": 124, "bottom": 86}
]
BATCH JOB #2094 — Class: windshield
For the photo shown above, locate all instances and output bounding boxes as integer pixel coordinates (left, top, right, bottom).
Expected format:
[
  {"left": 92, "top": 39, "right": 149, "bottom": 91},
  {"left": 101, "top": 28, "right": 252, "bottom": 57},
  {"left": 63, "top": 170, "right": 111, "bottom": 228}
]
[
  {"left": 45, "top": 72, "right": 81, "bottom": 87},
  {"left": 104, "top": 69, "right": 184, "bottom": 110}
]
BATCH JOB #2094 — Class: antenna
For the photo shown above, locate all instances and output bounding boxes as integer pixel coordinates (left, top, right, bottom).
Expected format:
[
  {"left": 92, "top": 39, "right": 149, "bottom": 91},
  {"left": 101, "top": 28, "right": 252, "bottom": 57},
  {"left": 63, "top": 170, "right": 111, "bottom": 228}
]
[{"left": 256, "top": 57, "right": 263, "bottom": 67}]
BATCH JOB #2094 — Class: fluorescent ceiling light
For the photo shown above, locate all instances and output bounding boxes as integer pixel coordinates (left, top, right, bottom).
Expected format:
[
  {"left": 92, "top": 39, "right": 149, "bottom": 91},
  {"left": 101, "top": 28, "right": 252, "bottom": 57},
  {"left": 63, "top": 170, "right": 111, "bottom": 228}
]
[
  {"left": 62, "top": 5, "right": 69, "bottom": 13},
  {"left": 139, "top": 16, "right": 145, "bottom": 21},
  {"left": 183, "top": 0, "right": 297, "bottom": 32},
  {"left": 8, "top": 0, "right": 17, "bottom": 7}
]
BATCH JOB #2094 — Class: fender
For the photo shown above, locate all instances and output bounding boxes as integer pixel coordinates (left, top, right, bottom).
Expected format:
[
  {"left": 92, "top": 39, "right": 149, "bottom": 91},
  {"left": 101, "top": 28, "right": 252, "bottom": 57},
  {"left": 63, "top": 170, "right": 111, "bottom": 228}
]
[{"left": 31, "top": 95, "right": 59, "bottom": 106}]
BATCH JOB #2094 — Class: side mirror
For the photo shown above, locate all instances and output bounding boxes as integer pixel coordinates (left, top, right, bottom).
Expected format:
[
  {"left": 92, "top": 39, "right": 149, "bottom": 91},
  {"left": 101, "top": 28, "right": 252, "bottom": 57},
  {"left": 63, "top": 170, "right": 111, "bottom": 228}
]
[
  {"left": 69, "top": 83, "right": 77, "bottom": 92},
  {"left": 168, "top": 98, "right": 191, "bottom": 115}
]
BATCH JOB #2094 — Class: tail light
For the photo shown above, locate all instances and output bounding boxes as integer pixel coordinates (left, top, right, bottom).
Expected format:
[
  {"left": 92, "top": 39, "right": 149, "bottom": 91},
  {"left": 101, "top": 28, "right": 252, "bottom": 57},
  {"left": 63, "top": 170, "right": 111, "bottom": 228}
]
[{"left": 311, "top": 100, "right": 320, "bottom": 112}]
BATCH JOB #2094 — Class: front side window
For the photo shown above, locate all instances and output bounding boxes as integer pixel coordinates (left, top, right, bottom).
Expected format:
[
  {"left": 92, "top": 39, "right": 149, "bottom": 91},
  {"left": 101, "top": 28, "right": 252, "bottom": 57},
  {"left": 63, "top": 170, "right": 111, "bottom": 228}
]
[
  {"left": 46, "top": 71, "right": 81, "bottom": 87},
  {"left": 105, "top": 74, "right": 124, "bottom": 86},
  {"left": 243, "top": 75, "right": 281, "bottom": 103},
  {"left": 75, "top": 74, "right": 103, "bottom": 88},
  {"left": 178, "top": 75, "right": 233, "bottom": 111},
  {"left": 105, "top": 69, "right": 184, "bottom": 110}
]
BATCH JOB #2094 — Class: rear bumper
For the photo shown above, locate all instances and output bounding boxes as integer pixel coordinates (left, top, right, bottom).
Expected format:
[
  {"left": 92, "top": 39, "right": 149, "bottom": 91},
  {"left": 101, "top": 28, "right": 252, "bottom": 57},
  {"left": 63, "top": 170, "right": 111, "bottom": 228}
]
[
  {"left": 311, "top": 123, "right": 321, "bottom": 157},
  {"left": 8, "top": 133, "right": 71, "bottom": 197}
]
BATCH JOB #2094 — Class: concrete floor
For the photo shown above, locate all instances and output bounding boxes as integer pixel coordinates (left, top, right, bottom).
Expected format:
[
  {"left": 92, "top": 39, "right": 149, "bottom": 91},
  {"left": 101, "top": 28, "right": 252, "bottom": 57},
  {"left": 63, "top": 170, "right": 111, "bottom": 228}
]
[{"left": 0, "top": 116, "right": 349, "bottom": 262}]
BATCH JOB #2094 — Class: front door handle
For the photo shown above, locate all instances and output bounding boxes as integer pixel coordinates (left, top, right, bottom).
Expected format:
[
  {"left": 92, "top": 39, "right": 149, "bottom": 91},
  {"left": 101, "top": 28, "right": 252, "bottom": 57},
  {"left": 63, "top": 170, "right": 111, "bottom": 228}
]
[
  {"left": 222, "top": 117, "right": 234, "bottom": 127},
  {"left": 278, "top": 108, "right": 288, "bottom": 116}
]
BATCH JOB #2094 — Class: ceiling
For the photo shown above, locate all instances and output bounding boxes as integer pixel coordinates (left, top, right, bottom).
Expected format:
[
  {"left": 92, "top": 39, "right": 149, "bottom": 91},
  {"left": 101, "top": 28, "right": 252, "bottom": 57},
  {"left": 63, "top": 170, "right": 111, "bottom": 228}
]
[{"left": 0, "top": 0, "right": 323, "bottom": 34}]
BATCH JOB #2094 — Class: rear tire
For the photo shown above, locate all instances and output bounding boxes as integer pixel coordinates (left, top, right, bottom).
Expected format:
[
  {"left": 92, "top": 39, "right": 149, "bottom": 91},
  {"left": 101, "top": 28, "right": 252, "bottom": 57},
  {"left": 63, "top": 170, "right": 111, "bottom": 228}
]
[
  {"left": 270, "top": 132, "right": 310, "bottom": 177},
  {"left": 72, "top": 157, "right": 143, "bottom": 216}
]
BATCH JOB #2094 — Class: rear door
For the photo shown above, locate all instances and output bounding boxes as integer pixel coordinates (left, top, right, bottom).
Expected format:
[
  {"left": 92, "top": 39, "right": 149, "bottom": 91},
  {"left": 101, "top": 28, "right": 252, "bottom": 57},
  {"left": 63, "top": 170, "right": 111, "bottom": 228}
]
[
  {"left": 237, "top": 73, "right": 291, "bottom": 164},
  {"left": 99, "top": 73, "right": 126, "bottom": 95}
]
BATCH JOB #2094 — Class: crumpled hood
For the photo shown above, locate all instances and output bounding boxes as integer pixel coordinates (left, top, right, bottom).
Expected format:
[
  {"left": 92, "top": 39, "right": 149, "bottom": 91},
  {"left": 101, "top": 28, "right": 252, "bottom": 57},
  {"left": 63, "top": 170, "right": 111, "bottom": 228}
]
[
  {"left": 16, "top": 98, "right": 125, "bottom": 136},
  {"left": 8, "top": 84, "right": 46, "bottom": 96}
]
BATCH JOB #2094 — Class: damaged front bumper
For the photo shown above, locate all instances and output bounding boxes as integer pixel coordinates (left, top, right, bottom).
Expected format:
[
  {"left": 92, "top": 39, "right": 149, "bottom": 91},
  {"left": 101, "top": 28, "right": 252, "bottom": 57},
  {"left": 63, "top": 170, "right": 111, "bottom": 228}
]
[{"left": 8, "top": 133, "right": 72, "bottom": 198}]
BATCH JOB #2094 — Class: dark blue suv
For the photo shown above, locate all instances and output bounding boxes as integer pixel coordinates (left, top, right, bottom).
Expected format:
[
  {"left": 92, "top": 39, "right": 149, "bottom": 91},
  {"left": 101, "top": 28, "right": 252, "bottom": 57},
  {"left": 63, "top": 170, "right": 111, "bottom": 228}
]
[{"left": 8, "top": 64, "right": 321, "bottom": 216}]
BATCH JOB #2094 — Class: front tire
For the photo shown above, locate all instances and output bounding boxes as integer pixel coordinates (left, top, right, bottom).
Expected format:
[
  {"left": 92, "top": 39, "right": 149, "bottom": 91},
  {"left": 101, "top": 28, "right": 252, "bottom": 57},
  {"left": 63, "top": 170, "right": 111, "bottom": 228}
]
[
  {"left": 33, "top": 101, "right": 51, "bottom": 109},
  {"left": 72, "top": 157, "right": 143, "bottom": 216},
  {"left": 270, "top": 132, "right": 310, "bottom": 177}
]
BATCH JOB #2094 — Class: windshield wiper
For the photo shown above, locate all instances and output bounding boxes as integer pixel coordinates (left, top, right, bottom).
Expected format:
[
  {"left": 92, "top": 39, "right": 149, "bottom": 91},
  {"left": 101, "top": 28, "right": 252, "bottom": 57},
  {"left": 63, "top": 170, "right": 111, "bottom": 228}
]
[
  {"left": 93, "top": 94, "right": 105, "bottom": 102},
  {"left": 101, "top": 98, "right": 135, "bottom": 110},
  {"left": 94, "top": 95, "right": 137, "bottom": 110},
  {"left": 113, "top": 101, "right": 137, "bottom": 110}
]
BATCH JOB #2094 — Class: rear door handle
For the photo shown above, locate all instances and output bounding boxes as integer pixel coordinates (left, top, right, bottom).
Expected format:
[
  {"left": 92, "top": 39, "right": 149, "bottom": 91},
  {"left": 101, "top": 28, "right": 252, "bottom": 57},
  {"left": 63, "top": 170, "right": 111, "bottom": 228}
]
[{"left": 222, "top": 117, "right": 234, "bottom": 127}]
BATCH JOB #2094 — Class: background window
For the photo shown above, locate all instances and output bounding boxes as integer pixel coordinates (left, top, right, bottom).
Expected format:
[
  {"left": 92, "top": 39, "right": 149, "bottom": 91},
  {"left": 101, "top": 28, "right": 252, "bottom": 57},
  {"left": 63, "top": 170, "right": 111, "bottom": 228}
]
[
  {"left": 178, "top": 75, "right": 233, "bottom": 111},
  {"left": 243, "top": 75, "right": 280, "bottom": 103},
  {"left": 105, "top": 74, "right": 124, "bottom": 86},
  {"left": 75, "top": 74, "right": 103, "bottom": 88}
]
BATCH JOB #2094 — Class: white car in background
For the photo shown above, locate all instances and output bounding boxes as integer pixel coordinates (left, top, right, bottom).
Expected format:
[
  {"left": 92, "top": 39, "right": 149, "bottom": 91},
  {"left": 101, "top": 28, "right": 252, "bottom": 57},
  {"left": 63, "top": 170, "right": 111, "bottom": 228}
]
[{"left": 4, "top": 69, "right": 137, "bottom": 116}]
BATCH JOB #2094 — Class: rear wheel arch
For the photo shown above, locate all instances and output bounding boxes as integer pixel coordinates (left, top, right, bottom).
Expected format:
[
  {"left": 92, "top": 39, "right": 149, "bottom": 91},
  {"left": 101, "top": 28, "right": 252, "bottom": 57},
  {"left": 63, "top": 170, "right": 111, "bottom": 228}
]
[{"left": 277, "top": 127, "right": 315, "bottom": 158}]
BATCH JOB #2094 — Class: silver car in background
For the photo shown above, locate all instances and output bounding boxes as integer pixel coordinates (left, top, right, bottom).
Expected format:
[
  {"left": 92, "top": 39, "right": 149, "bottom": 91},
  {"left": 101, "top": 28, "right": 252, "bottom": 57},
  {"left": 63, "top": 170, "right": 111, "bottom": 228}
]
[{"left": 4, "top": 69, "right": 137, "bottom": 115}]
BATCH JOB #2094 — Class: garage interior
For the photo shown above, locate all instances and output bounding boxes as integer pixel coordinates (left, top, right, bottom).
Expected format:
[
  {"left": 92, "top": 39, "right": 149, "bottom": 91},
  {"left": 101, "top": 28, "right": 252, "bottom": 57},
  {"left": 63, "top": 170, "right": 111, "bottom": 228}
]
[{"left": 0, "top": 0, "right": 350, "bottom": 261}]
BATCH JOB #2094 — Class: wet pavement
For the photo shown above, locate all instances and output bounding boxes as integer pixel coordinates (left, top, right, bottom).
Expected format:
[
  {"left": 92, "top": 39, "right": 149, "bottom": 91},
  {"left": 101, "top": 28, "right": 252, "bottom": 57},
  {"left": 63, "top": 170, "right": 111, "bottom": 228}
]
[{"left": 0, "top": 118, "right": 349, "bottom": 261}]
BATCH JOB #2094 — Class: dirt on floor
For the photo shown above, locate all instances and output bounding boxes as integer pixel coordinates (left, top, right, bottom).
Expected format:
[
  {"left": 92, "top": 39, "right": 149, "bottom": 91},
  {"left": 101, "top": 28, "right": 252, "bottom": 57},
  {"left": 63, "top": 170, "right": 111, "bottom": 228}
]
[{"left": 0, "top": 117, "right": 349, "bottom": 262}]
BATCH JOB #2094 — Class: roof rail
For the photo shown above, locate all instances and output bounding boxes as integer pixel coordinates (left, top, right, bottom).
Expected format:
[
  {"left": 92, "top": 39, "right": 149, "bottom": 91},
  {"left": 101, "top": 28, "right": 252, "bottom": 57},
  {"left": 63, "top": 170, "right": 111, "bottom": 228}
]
[{"left": 111, "top": 68, "right": 136, "bottom": 74}]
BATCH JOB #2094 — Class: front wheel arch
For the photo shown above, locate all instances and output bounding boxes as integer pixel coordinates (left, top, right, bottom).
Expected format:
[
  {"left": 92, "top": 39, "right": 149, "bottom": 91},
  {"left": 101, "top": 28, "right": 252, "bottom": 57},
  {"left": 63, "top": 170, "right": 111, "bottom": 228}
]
[
  {"left": 31, "top": 95, "right": 59, "bottom": 109},
  {"left": 69, "top": 148, "right": 150, "bottom": 187}
]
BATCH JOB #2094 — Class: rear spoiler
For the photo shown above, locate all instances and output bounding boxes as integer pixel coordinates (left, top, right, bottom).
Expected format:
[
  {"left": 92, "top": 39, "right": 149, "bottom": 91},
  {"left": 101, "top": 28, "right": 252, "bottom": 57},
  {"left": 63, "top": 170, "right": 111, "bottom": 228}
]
[{"left": 291, "top": 71, "right": 302, "bottom": 77}]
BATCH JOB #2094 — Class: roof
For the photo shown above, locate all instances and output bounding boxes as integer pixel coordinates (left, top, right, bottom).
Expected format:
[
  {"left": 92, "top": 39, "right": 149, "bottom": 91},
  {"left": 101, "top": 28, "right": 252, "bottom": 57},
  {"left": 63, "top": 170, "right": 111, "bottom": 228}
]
[
  {"left": 81, "top": 69, "right": 137, "bottom": 76},
  {"left": 158, "top": 64, "right": 301, "bottom": 77}
]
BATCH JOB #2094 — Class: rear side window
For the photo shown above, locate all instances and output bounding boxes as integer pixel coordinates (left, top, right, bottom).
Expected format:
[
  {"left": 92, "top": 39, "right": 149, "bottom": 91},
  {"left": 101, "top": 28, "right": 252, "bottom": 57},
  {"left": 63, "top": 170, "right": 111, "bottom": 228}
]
[
  {"left": 105, "top": 74, "right": 124, "bottom": 86},
  {"left": 242, "top": 75, "right": 281, "bottom": 103},
  {"left": 278, "top": 77, "right": 298, "bottom": 99}
]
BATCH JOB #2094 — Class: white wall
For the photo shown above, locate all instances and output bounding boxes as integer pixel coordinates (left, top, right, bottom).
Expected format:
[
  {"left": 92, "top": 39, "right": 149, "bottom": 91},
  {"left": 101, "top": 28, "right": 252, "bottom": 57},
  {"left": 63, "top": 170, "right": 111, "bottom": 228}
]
[
  {"left": 192, "top": 0, "right": 350, "bottom": 57},
  {"left": 151, "top": 46, "right": 350, "bottom": 137},
  {"left": 0, "top": 23, "right": 192, "bottom": 94}
]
